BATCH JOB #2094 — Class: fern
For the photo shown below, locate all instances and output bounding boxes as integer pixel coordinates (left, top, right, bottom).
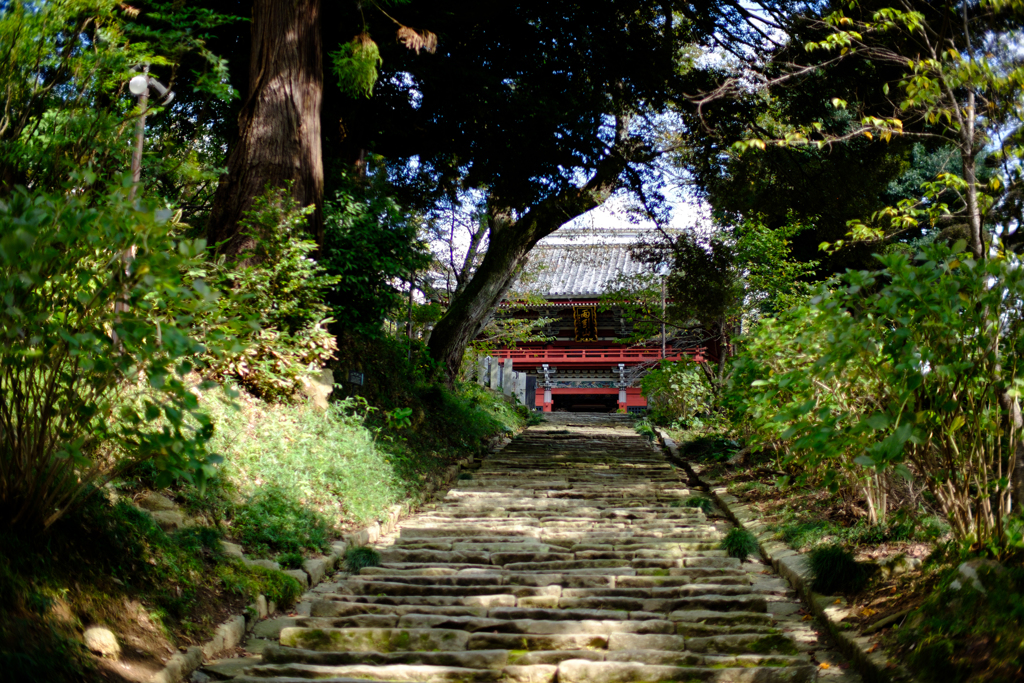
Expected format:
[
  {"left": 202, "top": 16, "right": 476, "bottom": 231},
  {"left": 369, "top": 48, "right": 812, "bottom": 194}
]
[{"left": 332, "top": 33, "right": 382, "bottom": 98}]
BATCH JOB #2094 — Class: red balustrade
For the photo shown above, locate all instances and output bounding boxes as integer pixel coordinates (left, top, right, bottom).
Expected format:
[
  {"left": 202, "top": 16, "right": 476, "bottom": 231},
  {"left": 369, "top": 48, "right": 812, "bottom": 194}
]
[{"left": 492, "top": 347, "right": 707, "bottom": 366}]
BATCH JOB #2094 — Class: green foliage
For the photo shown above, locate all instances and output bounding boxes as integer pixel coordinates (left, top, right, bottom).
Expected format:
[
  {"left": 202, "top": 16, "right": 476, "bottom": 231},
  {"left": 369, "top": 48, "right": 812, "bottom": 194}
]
[
  {"left": 322, "top": 175, "right": 431, "bottom": 337},
  {"left": 230, "top": 487, "right": 334, "bottom": 557},
  {"left": 683, "top": 495, "right": 714, "bottom": 515},
  {"left": 680, "top": 434, "right": 741, "bottom": 464},
  {"left": 722, "top": 527, "right": 759, "bottom": 561},
  {"left": 216, "top": 560, "right": 301, "bottom": 607},
  {"left": 276, "top": 552, "right": 305, "bottom": 570},
  {"left": 0, "top": 182, "right": 233, "bottom": 531},
  {"left": 634, "top": 419, "right": 658, "bottom": 442},
  {"left": 641, "top": 361, "right": 715, "bottom": 426},
  {"left": 207, "top": 392, "right": 406, "bottom": 528},
  {"left": 808, "top": 544, "right": 870, "bottom": 595},
  {"left": 728, "top": 240, "right": 1024, "bottom": 544},
  {"left": 0, "top": 0, "right": 234, "bottom": 193},
  {"left": 197, "top": 185, "right": 340, "bottom": 400},
  {"left": 344, "top": 546, "right": 382, "bottom": 573},
  {"left": 332, "top": 34, "right": 382, "bottom": 98}
]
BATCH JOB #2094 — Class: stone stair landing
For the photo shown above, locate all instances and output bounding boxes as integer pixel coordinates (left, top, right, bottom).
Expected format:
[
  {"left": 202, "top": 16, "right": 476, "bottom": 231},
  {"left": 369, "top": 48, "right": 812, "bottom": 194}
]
[{"left": 232, "top": 413, "right": 859, "bottom": 683}]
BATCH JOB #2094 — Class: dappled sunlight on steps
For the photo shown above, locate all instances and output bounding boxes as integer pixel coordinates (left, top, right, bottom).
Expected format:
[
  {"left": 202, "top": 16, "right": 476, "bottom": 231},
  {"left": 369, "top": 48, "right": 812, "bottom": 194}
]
[{"left": 231, "top": 413, "right": 856, "bottom": 683}]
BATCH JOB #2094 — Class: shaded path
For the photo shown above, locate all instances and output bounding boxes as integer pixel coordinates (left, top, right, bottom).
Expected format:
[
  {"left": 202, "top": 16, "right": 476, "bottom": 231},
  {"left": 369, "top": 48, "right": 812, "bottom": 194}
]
[{"left": 233, "top": 414, "right": 861, "bottom": 683}]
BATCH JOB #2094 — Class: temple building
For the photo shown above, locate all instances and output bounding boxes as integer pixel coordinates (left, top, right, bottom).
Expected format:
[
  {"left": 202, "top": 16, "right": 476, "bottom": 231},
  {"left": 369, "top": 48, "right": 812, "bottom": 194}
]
[{"left": 490, "top": 233, "right": 712, "bottom": 412}]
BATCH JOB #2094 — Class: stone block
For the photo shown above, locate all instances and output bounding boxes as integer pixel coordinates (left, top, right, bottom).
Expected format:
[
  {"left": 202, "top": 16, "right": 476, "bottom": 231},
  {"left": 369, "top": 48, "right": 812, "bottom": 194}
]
[
  {"left": 199, "top": 656, "right": 261, "bottom": 679},
  {"left": 150, "top": 646, "right": 203, "bottom": 683},
  {"left": 201, "top": 615, "right": 246, "bottom": 658},
  {"left": 503, "top": 359, "right": 514, "bottom": 396},
  {"left": 83, "top": 626, "right": 120, "bottom": 657},
  {"left": 490, "top": 357, "right": 501, "bottom": 389},
  {"left": 253, "top": 594, "right": 268, "bottom": 619},
  {"left": 302, "top": 558, "right": 328, "bottom": 586},
  {"left": 243, "top": 558, "right": 280, "bottom": 572},
  {"left": 137, "top": 492, "right": 176, "bottom": 511},
  {"left": 148, "top": 509, "right": 186, "bottom": 531},
  {"left": 283, "top": 569, "right": 309, "bottom": 590},
  {"left": 221, "top": 541, "right": 244, "bottom": 559},
  {"left": 300, "top": 368, "right": 334, "bottom": 410},
  {"left": 280, "top": 626, "right": 471, "bottom": 652}
]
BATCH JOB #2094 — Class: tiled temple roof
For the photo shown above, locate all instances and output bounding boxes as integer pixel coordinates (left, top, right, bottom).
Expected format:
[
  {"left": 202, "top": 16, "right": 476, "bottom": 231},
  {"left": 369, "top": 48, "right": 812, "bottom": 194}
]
[{"left": 515, "top": 243, "right": 652, "bottom": 299}]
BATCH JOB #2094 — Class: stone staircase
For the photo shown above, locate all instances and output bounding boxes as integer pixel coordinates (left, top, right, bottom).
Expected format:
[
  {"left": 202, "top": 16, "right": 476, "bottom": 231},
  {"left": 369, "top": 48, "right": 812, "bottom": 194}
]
[{"left": 230, "top": 414, "right": 858, "bottom": 683}]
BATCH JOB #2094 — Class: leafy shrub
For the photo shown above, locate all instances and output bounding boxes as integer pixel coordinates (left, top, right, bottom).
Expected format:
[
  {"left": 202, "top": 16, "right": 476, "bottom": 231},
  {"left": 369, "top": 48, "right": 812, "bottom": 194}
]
[
  {"left": 0, "top": 184, "right": 228, "bottom": 531},
  {"left": 344, "top": 546, "right": 382, "bottom": 572},
  {"left": 197, "top": 185, "right": 340, "bottom": 401},
  {"left": 321, "top": 176, "right": 431, "bottom": 338},
  {"left": 641, "top": 360, "right": 715, "bottom": 426},
  {"left": 808, "top": 544, "right": 870, "bottom": 595},
  {"left": 728, "top": 241, "right": 1024, "bottom": 545},
  {"left": 722, "top": 527, "right": 760, "bottom": 561},
  {"left": 276, "top": 552, "right": 305, "bottom": 570},
  {"left": 231, "top": 488, "right": 334, "bottom": 557},
  {"left": 683, "top": 495, "right": 714, "bottom": 514}
]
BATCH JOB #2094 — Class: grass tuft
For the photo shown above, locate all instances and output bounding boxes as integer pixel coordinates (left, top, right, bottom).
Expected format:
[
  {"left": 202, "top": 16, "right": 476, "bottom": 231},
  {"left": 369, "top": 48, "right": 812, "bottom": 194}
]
[
  {"left": 344, "top": 546, "right": 382, "bottom": 573},
  {"left": 722, "top": 527, "right": 760, "bottom": 561},
  {"left": 634, "top": 419, "right": 657, "bottom": 442},
  {"left": 683, "top": 495, "right": 714, "bottom": 514}
]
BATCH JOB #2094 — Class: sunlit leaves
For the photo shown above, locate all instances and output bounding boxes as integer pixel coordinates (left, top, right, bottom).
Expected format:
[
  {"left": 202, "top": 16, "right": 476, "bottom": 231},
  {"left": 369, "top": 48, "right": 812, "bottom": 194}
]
[
  {"left": 0, "top": 178, "right": 235, "bottom": 529},
  {"left": 728, "top": 241, "right": 1024, "bottom": 544}
]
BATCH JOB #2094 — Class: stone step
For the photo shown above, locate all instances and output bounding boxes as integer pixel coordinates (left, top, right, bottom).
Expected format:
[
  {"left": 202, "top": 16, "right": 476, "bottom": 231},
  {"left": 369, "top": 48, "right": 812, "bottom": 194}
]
[
  {"left": 262, "top": 644, "right": 510, "bottom": 669},
  {"left": 556, "top": 659, "right": 817, "bottom": 683},
  {"left": 235, "top": 662, "right": 506, "bottom": 682},
  {"left": 246, "top": 416, "right": 831, "bottom": 683}
]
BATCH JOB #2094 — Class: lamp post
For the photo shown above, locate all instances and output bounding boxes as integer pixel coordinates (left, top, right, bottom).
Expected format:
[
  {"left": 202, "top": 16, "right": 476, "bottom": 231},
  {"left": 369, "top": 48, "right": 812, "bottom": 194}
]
[
  {"left": 114, "top": 70, "right": 175, "bottom": 341},
  {"left": 127, "top": 68, "right": 174, "bottom": 201}
]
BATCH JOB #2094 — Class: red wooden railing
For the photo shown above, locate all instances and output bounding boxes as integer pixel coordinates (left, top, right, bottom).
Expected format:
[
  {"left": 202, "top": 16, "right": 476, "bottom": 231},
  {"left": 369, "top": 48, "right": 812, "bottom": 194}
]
[{"left": 492, "top": 347, "right": 708, "bottom": 365}]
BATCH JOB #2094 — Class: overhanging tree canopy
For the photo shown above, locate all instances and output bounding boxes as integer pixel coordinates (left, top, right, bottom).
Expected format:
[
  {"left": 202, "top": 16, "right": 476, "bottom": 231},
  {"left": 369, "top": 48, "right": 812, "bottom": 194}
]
[{"left": 355, "top": 0, "right": 801, "bottom": 380}]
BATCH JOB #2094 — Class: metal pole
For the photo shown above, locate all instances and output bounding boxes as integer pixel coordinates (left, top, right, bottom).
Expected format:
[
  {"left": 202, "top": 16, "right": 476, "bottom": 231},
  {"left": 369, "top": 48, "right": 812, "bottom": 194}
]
[
  {"left": 128, "top": 66, "right": 149, "bottom": 202},
  {"left": 407, "top": 280, "right": 414, "bottom": 362},
  {"left": 661, "top": 275, "right": 666, "bottom": 359},
  {"left": 113, "top": 70, "right": 149, "bottom": 346}
]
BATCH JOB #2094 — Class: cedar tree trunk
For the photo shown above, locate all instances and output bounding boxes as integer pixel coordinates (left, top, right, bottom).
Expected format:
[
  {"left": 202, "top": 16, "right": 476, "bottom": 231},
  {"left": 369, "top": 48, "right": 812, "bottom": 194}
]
[
  {"left": 427, "top": 116, "right": 639, "bottom": 382},
  {"left": 207, "top": 0, "right": 324, "bottom": 257}
]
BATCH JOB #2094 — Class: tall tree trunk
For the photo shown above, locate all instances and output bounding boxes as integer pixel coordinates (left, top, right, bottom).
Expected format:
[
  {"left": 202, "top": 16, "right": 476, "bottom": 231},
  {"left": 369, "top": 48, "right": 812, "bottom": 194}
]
[
  {"left": 427, "top": 115, "right": 639, "bottom": 382},
  {"left": 206, "top": 0, "right": 324, "bottom": 258}
]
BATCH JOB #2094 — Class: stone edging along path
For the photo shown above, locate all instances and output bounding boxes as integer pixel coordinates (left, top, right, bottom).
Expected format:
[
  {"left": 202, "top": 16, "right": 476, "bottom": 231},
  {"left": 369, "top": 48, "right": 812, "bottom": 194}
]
[
  {"left": 656, "top": 428, "right": 914, "bottom": 683},
  {"left": 148, "top": 436, "right": 504, "bottom": 683}
]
